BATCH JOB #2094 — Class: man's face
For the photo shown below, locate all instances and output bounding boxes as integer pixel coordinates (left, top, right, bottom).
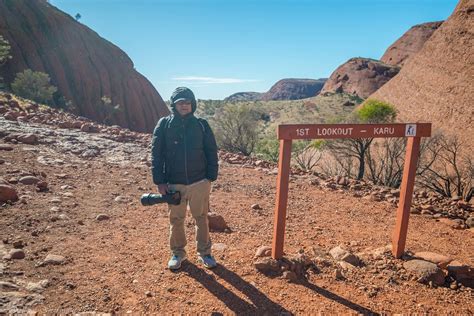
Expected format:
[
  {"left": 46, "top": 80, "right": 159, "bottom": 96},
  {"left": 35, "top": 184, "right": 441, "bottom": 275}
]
[{"left": 175, "top": 100, "right": 192, "bottom": 116}]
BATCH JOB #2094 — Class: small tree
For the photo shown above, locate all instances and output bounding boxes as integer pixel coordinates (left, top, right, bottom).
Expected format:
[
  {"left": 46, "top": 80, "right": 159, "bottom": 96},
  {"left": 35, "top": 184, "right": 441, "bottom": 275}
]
[
  {"left": 255, "top": 136, "right": 280, "bottom": 162},
  {"left": 417, "top": 134, "right": 473, "bottom": 201},
  {"left": 100, "top": 95, "right": 121, "bottom": 124},
  {"left": 75, "top": 13, "right": 82, "bottom": 21},
  {"left": 213, "top": 103, "right": 261, "bottom": 156},
  {"left": 11, "top": 69, "right": 57, "bottom": 104},
  {"left": 325, "top": 99, "right": 397, "bottom": 179},
  {"left": 0, "top": 35, "right": 12, "bottom": 90},
  {"left": 0, "top": 35, "right": 12, "bottom": 66},
  {"left": 292, "top": 140, "right": 323, "bottom": 171}
]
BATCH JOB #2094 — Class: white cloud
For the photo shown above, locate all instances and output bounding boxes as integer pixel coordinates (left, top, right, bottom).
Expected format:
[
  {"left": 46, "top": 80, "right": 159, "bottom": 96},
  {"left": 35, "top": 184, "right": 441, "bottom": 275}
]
[{"left": 172, "top": 76, "right": 259, "bottom": 84}]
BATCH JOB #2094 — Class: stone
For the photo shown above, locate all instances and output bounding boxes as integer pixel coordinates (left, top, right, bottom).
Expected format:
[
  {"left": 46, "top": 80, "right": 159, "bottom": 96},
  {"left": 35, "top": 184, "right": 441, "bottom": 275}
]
[
  {"left": 5, "top": 249, "right": 25, "bottom": 260},
  {"left": 255, "top": 245, "right": 272, "bottom": 258},
  {"left": 17, "top": 133, "right": 38, "bottom": 145},
  {"left": 333, "top": 268, "right": 344, "bottom": 280},
  {"left": 42, "top": 254, "right": 66, "bottom": 265},
  {"left": 340, "top": 253, "right": 361, "bottom": 266},
  {"left": 457, "top": 201, "right": 472, "bottom": 211},
  {"left": 36, "top": 181, "right": 48, "bottom": 191},
  {"left": 282, "top": 271, "right": 298, "bottom": 282},
  {"left": 413, "top": 252, "right": 452, "bottom": 269},
  {"left": 338, "top": 261, "right": 356, "bottom": 270},
  {"left": 403, "top": 259, "right": 445, "bottom": 286},
  {"left": 466, "top": 217, "right": 474, "bottom": 228},
  {"left": 96, "top": 214, "right": 110, "bottom": 221},
  {"left": 12, "top": 240, "right": 25, "bottom": 248},
  {"left": 251, "top": 204, "right": 262, "bottom": 210},
  {"left": 19, "top": 176, "right": 41, "bottom": 185},
  {"left": 329, "top": 246, "right": 349, "bottom": 261},
  {"left": 208, "top": 212, "right": 228, "bottom": 232},
  {"left": 410, "top": 207, "right": 421, "bottom": 214},
  {"left": 0, "top": 281, "right": 20, "bottom": 291},
  {"left": 254, "top": 257, "right": 280, "bottom": 273},
  {"left": 114, "top": 196, "right": 128, "bottom": 203},
  {"left": 211, "top": 243, "right": 227, "bottom": 252},
  {"left": 26, "top": 279, "right": 49, "bottom": 292},
  {"left": 0, "top": 144, "right": 14, "bottom": 151},
  {"left": 0, "top": 184, "right": 18, "bottom": 202},
  {"left": 446, "top": 261, "right": 474, "bottom": 288}
]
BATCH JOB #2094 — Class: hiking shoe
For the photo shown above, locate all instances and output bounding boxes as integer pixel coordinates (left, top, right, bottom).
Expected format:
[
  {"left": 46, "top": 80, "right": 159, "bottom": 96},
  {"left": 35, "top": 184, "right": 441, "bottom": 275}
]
[
  {"left": 198, "top": 254, "right": 217, "bottom": 269},
  {"left": 168, "top": 254, "right": 186, "bottom": 270}
]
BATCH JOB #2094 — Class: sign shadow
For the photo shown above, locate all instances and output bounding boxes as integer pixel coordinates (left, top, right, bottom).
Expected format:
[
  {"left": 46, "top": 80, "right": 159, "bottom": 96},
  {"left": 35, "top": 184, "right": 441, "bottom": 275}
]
[{"left": 183, "top": 262, "right": 290, "bottom": 314}]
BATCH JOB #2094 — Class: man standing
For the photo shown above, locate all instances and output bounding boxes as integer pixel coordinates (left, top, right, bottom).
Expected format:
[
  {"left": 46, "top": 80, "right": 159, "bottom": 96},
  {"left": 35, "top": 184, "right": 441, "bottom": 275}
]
[{"left": 151, "top": 87, "right": 219, "bottom": 270}]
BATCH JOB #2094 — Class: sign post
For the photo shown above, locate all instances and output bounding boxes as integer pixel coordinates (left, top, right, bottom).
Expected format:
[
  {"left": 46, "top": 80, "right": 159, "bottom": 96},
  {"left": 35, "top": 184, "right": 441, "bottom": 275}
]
[{"left": 271, "top": 123, "right": 431, "bottom": 259}]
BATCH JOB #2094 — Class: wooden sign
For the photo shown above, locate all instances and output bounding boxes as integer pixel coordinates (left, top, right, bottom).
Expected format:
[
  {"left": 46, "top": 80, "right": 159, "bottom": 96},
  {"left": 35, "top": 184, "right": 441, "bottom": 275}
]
[
  {"left": 271, "top": 123, "right": 432, "bottom": 260},
  {"left": 278, "top": 123, "right": 431, "bottom": 140}
]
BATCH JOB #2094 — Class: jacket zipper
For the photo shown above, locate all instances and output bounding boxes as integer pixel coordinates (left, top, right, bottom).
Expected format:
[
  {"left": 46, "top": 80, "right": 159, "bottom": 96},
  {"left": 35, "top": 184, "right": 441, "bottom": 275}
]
[{"left": 182, "top": 118, "right": 189, "bottom": 184}]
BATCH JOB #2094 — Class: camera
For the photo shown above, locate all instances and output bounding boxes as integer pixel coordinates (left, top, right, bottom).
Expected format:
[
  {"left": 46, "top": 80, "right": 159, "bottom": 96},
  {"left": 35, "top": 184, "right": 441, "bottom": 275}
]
[{"left": 140, "top": 191, "right": 181, "bottom": 206}]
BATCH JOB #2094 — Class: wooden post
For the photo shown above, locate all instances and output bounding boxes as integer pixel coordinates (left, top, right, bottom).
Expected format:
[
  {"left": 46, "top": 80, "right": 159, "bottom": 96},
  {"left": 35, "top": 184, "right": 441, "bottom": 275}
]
[
  {"left": 271, "top": 139, "right": 292, "bottom": 259},
  {"left": 392, "top": 136, "right": 421, "bottom": 258}
]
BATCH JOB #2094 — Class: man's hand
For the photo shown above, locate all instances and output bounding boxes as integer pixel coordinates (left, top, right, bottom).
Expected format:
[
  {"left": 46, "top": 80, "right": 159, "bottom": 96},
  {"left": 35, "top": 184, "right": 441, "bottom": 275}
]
[{"left": 158, "top": 184, "right": 168, "bottom": 195}]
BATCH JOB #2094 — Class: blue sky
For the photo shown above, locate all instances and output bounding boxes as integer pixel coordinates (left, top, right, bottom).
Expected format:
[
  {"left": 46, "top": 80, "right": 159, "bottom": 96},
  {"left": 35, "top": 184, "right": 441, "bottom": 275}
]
[{"left": 50, "top": 0, "right": 457, "bottom": 100}]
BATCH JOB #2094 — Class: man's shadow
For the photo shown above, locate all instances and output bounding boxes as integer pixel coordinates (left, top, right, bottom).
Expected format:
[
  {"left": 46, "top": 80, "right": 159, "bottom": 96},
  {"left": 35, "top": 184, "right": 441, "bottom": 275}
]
[
  {"left": 182, "top": 262, "right": 379, "bottom": 315},
  {"left": 182, "top": 262, "right": 290, "bottom": 314}
]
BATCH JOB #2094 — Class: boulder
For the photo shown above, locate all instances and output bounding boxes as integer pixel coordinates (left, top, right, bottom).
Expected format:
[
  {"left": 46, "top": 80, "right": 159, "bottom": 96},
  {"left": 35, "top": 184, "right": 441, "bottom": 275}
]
[
  {"left": 255, "top": 246, "right": 272, "bottom": 258},
  {"left": 413, "top": 251, "right": 452, "bottom": 269},
  {"left": 403, "top": 259, "right": 445, "bottom": 286},
  {"left": 16, "top": 133, "right": 38, "bottom": 145},
  {"left": 208, "top": 212, "right": 228, "bottom": 232},
  {"left": 42, "top": 254, "right": 66, "bottom": 265},
  {"left": 254, "top": 257, "right": 280, "bottom": 273},
  {"left": 0, "top": 184, "right": 18, "bottom": 202},
  {"left": 19, "top": 176, "right": 41, "bottom": 185}
]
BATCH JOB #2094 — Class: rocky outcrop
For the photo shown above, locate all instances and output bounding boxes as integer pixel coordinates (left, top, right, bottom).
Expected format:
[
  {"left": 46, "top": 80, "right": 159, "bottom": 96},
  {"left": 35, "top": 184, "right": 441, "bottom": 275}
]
[
  {"left": 0, "top": 0, "right": 169, "bottom": 133},
  {"left": 261, "top": 78, "right": 327, "bottom": 101},
  {"left": 320, "top": 58, "right": 400, "bottom": 99},
  {"left": 370, "top": 0, "right": 474, "bottom": 151},
  {"left": 224, "top": 92, "right": 263, "bottom": 102},
  {"left": 381, "top": 21, "right": 443, "bottom": 67}
]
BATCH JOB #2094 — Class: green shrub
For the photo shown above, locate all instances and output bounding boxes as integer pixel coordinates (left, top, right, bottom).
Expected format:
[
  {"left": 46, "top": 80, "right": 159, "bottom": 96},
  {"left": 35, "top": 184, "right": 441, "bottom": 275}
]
[
  {"left": 212, "top": 103, "right": 261, "bottom": 156},
  {"left": 0, "top": 35, "right": 11, "bottom": 66},
  {"left": 11, "top": 69, "right": 57, "bottom": 104},
  {"left": 356, "top": 99, "right": 397, "bottom": 123}
]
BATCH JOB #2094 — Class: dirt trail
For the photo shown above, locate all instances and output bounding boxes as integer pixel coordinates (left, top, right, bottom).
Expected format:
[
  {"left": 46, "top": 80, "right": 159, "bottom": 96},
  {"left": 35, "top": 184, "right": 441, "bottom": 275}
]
[{"left": 0, "top": 116, "right": 473, "bottom": 314}]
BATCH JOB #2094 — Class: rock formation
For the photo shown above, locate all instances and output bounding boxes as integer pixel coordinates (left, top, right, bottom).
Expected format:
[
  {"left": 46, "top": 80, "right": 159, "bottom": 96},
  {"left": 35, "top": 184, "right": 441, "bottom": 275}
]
[
  {"left": 320, "top": 58, "right": 400, "bottom": 99},
  {"left": 260, "top": 78, "right": 327, "bottom": 101},
  {"left": 370, "top": 0, "right": 474, "bottom": 150},
  {"left": 224, "top": 92, "right": 263, "bottom": 102},
  {"left": 0, "top": 0, "right": 169, "bottom": 132},
  {"left": 381, "top": 21, "right": 443, "bottom": 67}
]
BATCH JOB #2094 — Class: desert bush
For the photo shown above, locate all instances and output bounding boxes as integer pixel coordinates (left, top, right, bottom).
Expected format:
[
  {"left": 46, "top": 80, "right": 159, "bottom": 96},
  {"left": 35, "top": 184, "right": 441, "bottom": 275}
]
[
  {"left": 292, "top": 140, "right": 323, "bottom": 171},
  {"left": 324, "top": 99, "right": 396, "bottom": 179},
  {"left": 366, "top": 138, "right": 406, "bottom": 187},
  {"left": 11, "top": 69, "right": 57, "bottom": 104},
  {"left": 100, "top": 96, "right": 122, "bottom": 124},
  {"left": 417, "top": 134, "right": 473, "bottom": 201},
  {"left": 0, "top": 35, "right": 11, "bottom": 66},
  {"left": 212, "top": 103, "right": 262, "bottom": 156},
  {"left": 255, "top": 135, "right": 280, "bottom": 162}
]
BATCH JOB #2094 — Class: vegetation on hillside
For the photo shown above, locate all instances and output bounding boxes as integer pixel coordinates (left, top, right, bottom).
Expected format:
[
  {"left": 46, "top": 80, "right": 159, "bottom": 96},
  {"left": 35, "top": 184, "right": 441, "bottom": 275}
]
[{"left": 11, "top": 69, "right": 58, "bottom": 105}]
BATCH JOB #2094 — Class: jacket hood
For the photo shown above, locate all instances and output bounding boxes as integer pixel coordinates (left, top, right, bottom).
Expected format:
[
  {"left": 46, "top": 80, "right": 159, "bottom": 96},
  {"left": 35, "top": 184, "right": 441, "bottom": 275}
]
[{"left": 170, "top": 87, "right": 197, "bottom": 115}]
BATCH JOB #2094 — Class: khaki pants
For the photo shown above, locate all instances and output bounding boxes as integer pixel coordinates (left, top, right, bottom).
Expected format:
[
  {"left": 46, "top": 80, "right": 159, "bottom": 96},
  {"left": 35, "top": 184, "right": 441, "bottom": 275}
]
[{"left": 168, "top": 179, "right": 212, "bottom": 257}]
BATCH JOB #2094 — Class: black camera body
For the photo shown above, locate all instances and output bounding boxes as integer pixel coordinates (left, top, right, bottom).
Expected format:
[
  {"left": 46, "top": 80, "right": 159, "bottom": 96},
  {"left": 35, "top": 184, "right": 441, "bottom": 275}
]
[{"left": 140, "top": 191, "right": 181, "bottom": 206}]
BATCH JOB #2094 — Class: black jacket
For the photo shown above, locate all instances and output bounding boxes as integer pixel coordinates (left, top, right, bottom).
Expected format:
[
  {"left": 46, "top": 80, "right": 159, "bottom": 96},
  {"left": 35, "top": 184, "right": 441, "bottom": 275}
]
[{"left": 151, "top": 113, "right": 219, "bottom": 185}]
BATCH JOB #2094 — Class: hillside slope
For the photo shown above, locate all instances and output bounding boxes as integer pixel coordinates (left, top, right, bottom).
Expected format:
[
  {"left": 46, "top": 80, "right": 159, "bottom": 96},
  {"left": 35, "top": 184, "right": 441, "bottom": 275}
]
[
  {"left": 370, "top": 0, "right": 474, "bottom": 150},
  {"left": 381, "top": 21, "right": 443, "bottom": 67},
  {"left": 0, "top": 0, "right": 168, "bottom": 132}
]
